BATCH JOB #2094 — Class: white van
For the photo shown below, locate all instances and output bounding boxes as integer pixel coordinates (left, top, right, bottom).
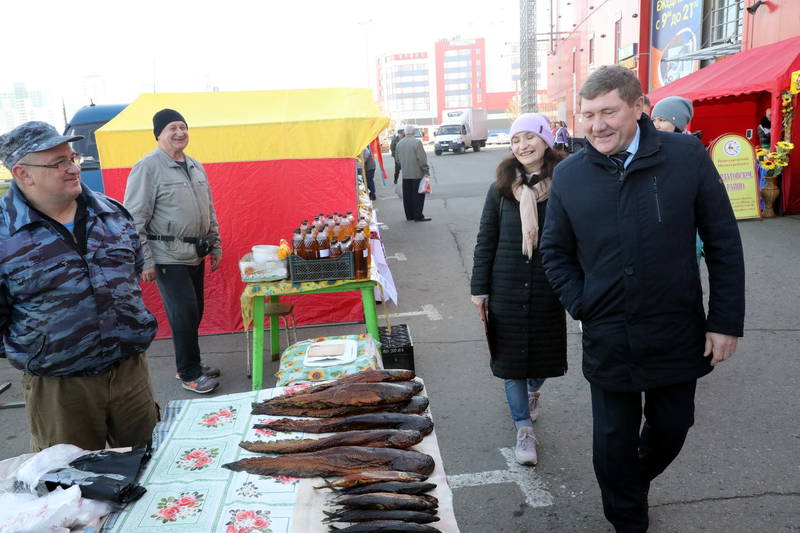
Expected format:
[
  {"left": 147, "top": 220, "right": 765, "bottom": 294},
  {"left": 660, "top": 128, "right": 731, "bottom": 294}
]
[{"left": 434, "top": 108, "right": 488, "bottom": 155}]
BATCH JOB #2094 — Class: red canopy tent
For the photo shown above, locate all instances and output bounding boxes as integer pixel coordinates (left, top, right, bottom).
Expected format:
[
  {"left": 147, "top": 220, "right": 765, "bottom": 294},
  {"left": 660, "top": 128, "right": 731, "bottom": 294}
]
[{"left": 648, "top": 36, "right": 800, "bottom": 214}]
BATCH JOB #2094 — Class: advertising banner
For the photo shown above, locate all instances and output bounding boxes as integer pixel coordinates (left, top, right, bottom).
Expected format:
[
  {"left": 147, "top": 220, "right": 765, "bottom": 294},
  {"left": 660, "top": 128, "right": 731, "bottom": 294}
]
[
  {"left": 708, "top": 134, "right": 761, "bottom": 220},
  {"left": 650, "top": 0, "right": 703, "bottom": 91}
]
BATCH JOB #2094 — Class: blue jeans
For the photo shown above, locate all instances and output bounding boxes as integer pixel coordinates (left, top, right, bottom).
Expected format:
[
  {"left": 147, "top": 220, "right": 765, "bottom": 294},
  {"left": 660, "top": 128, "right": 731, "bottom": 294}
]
[{"left": 504, "top": 378, "right": 546, "bottom": 430}]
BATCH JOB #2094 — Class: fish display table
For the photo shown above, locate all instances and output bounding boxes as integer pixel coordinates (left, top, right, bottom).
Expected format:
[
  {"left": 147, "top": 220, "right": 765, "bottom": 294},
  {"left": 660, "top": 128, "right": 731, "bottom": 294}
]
[
  {"left": 101, "top": 386, "right": 459, "bottom": 533},
  {"left": 242, "top": 276, "right": 380, "bottom": 391}
]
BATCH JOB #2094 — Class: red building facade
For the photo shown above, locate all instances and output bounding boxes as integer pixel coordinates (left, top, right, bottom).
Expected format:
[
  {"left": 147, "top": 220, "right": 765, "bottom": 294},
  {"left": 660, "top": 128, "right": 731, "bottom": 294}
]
[{"left": 434, "top": 38, "right": 488, "bottom": 123}]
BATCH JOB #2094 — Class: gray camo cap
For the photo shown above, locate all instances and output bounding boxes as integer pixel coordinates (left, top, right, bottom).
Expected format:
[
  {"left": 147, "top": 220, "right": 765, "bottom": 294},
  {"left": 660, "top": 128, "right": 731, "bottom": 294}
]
[{"left": 0, "top": 121, "right": 83, "bottom": 170}]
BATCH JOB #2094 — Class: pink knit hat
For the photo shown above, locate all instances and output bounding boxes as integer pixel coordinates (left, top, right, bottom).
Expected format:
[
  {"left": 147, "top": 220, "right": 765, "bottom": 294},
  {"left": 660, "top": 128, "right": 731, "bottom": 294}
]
[{"left": 509, "top": 113, "right": 555, "bottom": 149}]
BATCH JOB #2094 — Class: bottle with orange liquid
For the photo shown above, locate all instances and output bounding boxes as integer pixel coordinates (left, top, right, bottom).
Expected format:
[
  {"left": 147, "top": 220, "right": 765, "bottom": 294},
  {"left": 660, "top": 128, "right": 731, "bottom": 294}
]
[{"left": 352, "top": 228, "right": 369, "bottom": 279}]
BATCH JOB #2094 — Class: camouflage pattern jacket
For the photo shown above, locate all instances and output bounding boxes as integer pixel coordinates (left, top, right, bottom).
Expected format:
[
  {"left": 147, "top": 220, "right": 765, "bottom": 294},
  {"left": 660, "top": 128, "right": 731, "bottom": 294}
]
[{"left": 0, "top": 182, "right": 157, "bottom": 376}]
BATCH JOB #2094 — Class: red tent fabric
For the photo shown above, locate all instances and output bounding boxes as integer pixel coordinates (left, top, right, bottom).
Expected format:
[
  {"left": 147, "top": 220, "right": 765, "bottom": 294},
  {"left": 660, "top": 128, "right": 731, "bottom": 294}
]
[{"left": 648, "top": 37, "right": 800, "bottom": 213}]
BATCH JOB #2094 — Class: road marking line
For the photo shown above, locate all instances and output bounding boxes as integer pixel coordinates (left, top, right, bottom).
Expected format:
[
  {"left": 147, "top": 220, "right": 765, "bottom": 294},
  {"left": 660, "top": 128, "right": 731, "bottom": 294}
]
[
  {"left": 447, "top": 447, "right": 554, "bottom": 508},
  {"left": 385, "top": 252, "right": 407, "bottom": 261},
  {"left": 387, "top": 304, "right": 443, "bottom": 321},
  {"left": 379, "top": 223, "right": 390, "bottom": 229}
]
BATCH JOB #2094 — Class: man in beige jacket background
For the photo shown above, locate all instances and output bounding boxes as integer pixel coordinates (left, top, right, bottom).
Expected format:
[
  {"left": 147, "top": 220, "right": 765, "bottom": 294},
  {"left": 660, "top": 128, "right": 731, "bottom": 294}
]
[{"left": 124, "top": 109, "right": 223, "bottom": 394}]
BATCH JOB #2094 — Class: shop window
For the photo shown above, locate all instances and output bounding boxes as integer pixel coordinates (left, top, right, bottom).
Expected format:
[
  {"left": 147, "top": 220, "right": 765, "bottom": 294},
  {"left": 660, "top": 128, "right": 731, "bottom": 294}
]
[{"left": 709, "top": 0, "right": 743, "bottom": 46}]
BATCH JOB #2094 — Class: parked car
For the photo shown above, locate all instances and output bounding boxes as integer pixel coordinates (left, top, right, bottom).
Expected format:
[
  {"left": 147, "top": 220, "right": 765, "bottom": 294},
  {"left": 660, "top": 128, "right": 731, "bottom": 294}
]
[
  {"left": 433, "top": 108, "right": 488, "bottom": 155},
  {"left": 487, "top": 131, "right": 510, "bottom": 145}
]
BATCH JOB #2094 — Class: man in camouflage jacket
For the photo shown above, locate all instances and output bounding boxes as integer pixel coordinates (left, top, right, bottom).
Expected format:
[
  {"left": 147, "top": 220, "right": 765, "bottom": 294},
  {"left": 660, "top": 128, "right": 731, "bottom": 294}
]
[{"left": 0, "top": 121, "right": 159, "bottom": 451}]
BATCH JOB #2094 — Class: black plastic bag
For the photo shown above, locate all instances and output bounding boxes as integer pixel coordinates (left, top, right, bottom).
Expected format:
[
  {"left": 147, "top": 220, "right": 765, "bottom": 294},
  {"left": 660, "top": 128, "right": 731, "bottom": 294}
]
[{"left": 40, "top": 444, "right": 151, "bottom": 504}]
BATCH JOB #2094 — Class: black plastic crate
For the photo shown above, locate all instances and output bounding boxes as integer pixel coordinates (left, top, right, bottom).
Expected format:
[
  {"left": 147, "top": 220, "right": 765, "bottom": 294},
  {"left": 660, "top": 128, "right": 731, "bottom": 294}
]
[
  {"left": 288, "top": 251, "right": 354, "bottom": 282},
  {"left": 378, "top": 324, "right": 414, "bottom": 372}
]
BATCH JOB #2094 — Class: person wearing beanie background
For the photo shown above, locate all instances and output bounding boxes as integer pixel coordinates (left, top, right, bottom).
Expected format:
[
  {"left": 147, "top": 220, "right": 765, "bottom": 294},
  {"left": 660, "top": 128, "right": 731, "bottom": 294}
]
[
  {"left": 651, "top": 95, "right": 694, "bottom": 133},
  {"left": 0, "top": 121, "right": 158, "bottom": 450},
  {"left": 124, "top": 109, "right": 223, "bottom": 394},
  {"left": 470, "top": 113, "right": 568, "bottom": 466}
]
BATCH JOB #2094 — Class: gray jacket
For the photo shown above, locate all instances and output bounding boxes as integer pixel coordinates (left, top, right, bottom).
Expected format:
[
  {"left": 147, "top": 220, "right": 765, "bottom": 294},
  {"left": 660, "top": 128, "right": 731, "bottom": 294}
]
[
  {"left": 396, "top": 136, "right": 429, "bottom": 179},
  {"left": 124, "top": 147, "right": 221, "bottom": 269}
]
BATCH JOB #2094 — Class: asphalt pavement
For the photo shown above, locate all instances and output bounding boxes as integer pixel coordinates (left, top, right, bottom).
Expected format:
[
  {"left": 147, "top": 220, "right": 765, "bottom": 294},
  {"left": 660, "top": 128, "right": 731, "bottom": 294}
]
[{"left": 1, "top": 144, "right": 798, "bottom": 532}]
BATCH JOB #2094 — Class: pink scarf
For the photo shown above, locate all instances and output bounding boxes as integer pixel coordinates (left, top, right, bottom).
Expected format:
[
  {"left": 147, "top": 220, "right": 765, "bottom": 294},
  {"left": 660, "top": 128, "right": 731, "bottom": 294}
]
[{"left": 511, "top": 170, "right": 551, "bottom": 259}]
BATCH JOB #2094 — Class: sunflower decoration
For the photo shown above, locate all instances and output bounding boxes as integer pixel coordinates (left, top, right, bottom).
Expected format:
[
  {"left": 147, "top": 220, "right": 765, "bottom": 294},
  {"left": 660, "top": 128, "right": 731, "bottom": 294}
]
[
  {"left": 758, "top": 135, "right": 794, "bottom": 177},
  {"left": 307, "top": 369, "right": 326, "bottom": 381}
]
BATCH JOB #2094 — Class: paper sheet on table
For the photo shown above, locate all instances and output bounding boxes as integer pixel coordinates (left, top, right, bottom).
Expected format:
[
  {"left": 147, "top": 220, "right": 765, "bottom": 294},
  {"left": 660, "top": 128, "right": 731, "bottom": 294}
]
[{"left": 289, "top": 382, "right": 459, "bottom": 533}]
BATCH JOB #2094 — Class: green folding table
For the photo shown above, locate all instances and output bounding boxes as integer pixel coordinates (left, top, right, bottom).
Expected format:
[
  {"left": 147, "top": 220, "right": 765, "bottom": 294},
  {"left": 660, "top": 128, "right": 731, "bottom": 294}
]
[{"left": 242, "top": 277, "right": 379, "bottom": 390}]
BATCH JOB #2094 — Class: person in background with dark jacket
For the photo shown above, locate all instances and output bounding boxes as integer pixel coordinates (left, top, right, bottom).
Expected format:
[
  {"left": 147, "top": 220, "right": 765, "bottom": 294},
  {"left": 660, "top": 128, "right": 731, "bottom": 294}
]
[
  {"left": 757, "top": 108, "right": 771, "bottom": 148},
  {"left": 390, "top": 129, "right": 404, "bottom": 184},
  {"left": 125, "top": 109, "right": 223, "bottom": 394},
  {"left": 540, "top": 66, "right": 745, "bottom": 532},
  {"left": 0, "top": 122, "right": 159, "bottom": 451},
  {"left": 471, "top": 113, "right": 568, "bottom": 466},
  {"left": 396, "top": 124, "right": 431, "bottom": 221}
]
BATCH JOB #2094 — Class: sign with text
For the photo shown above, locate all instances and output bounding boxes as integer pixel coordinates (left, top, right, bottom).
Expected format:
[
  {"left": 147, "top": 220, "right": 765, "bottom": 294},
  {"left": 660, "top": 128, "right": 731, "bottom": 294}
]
[
  {"left": 650, "top": 0, "right": 702, "bottom": 91},
  {"left": 708, "top": 134, "right": 761, "bottom": 220}
]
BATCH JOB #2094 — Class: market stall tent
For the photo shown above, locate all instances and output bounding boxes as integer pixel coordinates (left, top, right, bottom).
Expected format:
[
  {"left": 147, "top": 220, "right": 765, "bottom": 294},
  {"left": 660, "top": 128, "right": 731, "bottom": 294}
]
[
  {"left": 648, "top": 36, "right": 800, "bottom": 214},
  {"left": 96, "top": 88, "right": 389, "bottom": 338}
]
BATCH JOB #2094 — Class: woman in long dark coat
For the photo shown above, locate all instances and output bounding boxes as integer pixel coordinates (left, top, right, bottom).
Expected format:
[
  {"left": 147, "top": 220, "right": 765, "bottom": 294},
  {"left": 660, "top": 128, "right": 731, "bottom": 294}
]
[{"left": 471, "top": 113, "right": 568, "bottom": 466}]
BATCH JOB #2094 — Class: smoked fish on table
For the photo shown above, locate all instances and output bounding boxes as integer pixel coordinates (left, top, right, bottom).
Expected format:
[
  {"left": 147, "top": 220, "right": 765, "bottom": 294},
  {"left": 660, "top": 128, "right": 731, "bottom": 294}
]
[
  {"left": 252, "top": 395, "right": 429, "bottom": 417},
  {"left": 254, "top": 413, "right": 434, "bottom": 436},
  {"left": 222, "top": 446, "right": 435, "bottom": 477},
  {"left": 239, "top": 429, "right": 423, "bottom": 454},
  {"left": 328, "top": 521, "right": 441, "bottom": 532},
  {"left": 315, "top": 471, "right": 429, "bottom": 489},
  {"left": 334, "top": 492, "right": 438, "bottom": 511},
  {"left": 255, "top": 382, "right": 423, "bottom": 410},
  {"left": 275, "top": 369, "right": 416, "bottom": 399},
  {"left": 323, "top": 509, "right": 440, "bottom": 524},
  {"left": 329, "top": 481, "right": 437, "bottom": 496}
]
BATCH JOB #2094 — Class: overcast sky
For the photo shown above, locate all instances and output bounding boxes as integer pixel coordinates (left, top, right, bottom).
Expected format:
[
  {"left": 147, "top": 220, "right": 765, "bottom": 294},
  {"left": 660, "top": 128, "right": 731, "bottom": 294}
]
[{"left": 4, "top": 0, "right": 521, "bottom": 124}]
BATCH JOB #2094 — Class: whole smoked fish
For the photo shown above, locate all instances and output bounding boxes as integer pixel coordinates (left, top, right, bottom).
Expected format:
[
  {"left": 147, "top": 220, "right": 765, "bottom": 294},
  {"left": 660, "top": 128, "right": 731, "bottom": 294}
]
[
  {"left": 334, "top": 492, "right": 438, "bottom": 511},
  {"left": 315, "top": 471, "right": 429, "bottom": 489},
  {"left": 277, "top": 369, "right": 416, "bottom": 398},
  {"left": 252, "top": 395, "right": 429, "bottom": 417},
  {"left": 222, "top": 446, "right": 435, "bottom": 477},
  {"left": 239, "top": 429, "right": 422, "bottom": 454},
  {"left": 329, "top": 521, "right": 441, "bottom": 533},
  {"left": 254, "top": 413, "right": 433, "bottom": 436},
  {"left": 323, "top": 509, "right": 439, "bottom": 524},
  {"left": 333, "top": 481, "right": 437, "bottom": 496},
  {"left": 259, "top": 381, "right": 423, "bottom": 409}
]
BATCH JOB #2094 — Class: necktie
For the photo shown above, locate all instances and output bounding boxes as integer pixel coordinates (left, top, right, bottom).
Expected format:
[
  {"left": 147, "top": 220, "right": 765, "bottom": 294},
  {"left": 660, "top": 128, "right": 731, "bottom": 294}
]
[{"left": 608, "top": 151, "right": 630, "bottom": 173}]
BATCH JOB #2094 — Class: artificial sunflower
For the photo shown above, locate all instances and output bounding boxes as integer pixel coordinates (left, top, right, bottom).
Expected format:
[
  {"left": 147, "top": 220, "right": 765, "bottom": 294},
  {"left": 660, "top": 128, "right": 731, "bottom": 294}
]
[
  {"left": 769, "top": 152, "right": 779, "bottom": 159},
  {"left": 776, "top": 160, "right": 789, "bottom": 167},
  {"left": 777, "top": 141, "right": 795, "bottom": 150},
  {"left": 756, "top": 148, "right": 768, "bottom": 157},
  {"left": 762, "top": 160, "right": 777, "bottom": 170},
  {"left": 782, "top": 92, "right": 792, "bottom": 105}
]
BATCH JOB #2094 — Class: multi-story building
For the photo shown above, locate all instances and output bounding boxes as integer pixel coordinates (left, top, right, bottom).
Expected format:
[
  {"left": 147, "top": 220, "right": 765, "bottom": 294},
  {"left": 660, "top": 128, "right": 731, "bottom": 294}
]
[
  {"left": 433, "top": 37, "right": 488, "bottom": 123},
  {"left": 376, "top": 51, "right": 437, "bottom": 134},
  {"left": 0, "top": 82, "right": 61, "bottom": 134}
]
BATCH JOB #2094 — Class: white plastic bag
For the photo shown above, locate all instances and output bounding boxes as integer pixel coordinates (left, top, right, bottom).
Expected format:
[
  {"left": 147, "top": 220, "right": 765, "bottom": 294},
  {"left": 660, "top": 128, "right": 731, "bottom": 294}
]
[
  {"left": 418, "top": 176, "right": 432, "bottom": 194},
  {"left": 15, "top": 444, "right": 87, "bottom": 494}
]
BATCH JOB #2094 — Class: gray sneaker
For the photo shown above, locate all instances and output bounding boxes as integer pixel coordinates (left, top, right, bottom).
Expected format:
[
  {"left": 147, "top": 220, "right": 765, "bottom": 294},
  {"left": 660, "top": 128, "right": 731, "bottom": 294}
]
[
  {"left": 175, "top": 365, "right": 221, "bottom": 380},
  {"left": 529, "top": 391, "right": 542, "bottom": 423},
  {"left": 182, "top": 374, "right": 220, "bottom": 394},
  {"left": 515, "top": 427, "right": 538, "bottom": 466}
]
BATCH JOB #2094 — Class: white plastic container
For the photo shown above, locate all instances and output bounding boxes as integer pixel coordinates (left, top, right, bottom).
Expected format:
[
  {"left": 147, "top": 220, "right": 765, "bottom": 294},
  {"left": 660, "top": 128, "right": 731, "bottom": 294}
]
[{"left": 252, "top": 245, "right": 279, "bottom": 263}]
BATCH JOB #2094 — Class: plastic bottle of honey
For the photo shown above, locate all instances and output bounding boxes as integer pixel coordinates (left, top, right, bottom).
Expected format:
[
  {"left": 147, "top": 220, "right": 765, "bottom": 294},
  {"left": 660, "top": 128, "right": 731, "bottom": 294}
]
[
  {"left": 316, "top": 230, "right": 331, "bottom": 259},
  {"left": 352, "top": 229, "right": 369, "bottom": 279},
  {"left": 292, "top": 228, "right": 303, "bottom": 254},
  {"left": 302, "top": 231, "right": 317, "bottom": 260},
  {"left": 330, "top": 238, "right": 341, "bottom": 258}
]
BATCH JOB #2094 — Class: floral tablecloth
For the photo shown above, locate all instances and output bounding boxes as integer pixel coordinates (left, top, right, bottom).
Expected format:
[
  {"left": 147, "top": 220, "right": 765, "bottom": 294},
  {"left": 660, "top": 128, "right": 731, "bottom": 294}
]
[
  {"left": 102, "top": 385, "right": 460, "bottom": 533},
  {"left": 103, "top": 388, "right": 301, "bottom": 533},
  {"left": 274, "top": 334, "right": 382, "bottom": 386}
]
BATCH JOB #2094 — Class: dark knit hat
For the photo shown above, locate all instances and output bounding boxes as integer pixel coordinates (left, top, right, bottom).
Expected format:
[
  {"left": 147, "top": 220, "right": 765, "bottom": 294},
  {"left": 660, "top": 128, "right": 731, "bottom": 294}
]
[{"left": 153, "top": 109, "right": 187, "bottom": 139}]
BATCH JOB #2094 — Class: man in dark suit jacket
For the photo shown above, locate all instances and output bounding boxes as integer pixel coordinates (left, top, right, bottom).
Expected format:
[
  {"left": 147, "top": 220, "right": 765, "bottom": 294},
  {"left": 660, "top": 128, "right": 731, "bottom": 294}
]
[{"left": 540, "top": 65, "right": 745, "bottom": 532}]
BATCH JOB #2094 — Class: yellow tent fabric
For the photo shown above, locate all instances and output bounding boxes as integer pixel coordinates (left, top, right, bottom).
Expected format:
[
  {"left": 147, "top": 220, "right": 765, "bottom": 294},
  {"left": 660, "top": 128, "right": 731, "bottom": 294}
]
[{"left": 95, "top": 88, "right": 389, "bottom": 169}]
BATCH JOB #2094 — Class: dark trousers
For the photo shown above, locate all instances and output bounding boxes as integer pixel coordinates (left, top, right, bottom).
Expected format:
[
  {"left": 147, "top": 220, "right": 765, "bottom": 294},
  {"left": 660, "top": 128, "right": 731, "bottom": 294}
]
[
  {"left": 393, "top": 158, "right": 401, "bottom": 182},
  {"left": 590, "top": 380, "right": 697, "bottom": 533},
  {"left": 402, "top": 178, "right": 426, "bottom": 220},
  {"left": 156, "top": 263, "right": 206, "bottom": 381},
  {"left": 366, "top": 168, "right": 376, "bottom": 199}
]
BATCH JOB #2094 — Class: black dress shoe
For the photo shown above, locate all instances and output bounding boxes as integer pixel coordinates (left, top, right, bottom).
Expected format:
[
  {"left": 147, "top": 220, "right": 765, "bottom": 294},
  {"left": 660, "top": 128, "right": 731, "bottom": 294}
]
[{"left": 414, "top": 217, "right": 432, "bottom": 222}]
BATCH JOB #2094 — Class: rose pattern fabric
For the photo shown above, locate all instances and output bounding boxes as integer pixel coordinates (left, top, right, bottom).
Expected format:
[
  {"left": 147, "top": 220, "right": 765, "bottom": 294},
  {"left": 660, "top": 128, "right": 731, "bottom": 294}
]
[
  {"left": 199, "top": 406, "right": 238, "bottom": 428},
  {"left": 224, "top": 508, "right": 272, "bottom": 533},
  {"left": 176, "top": 447, "right": 220, "bottom": 471},
  {"left": 150, "top": 491, "right": 204, "bottom": 523}
]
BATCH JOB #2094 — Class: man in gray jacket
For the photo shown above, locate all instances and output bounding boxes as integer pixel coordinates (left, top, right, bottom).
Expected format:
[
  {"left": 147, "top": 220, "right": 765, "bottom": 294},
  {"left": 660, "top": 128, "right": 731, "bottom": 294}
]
[
  {"left": 124, "top": 109, "right": 223, "bottom": 394},
  {"left": 395, "top": 124, "right": 431, "bottom": 221}
]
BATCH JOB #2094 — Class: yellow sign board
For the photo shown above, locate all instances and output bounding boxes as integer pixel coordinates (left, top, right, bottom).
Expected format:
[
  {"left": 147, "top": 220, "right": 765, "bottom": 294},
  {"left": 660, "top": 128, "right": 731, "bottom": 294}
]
[
  {"left": 708, "top": 134, "right": 761, "bottom": 220},
  {"left": 791, "top": 70, "right": 800, "bottom": 94}
]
